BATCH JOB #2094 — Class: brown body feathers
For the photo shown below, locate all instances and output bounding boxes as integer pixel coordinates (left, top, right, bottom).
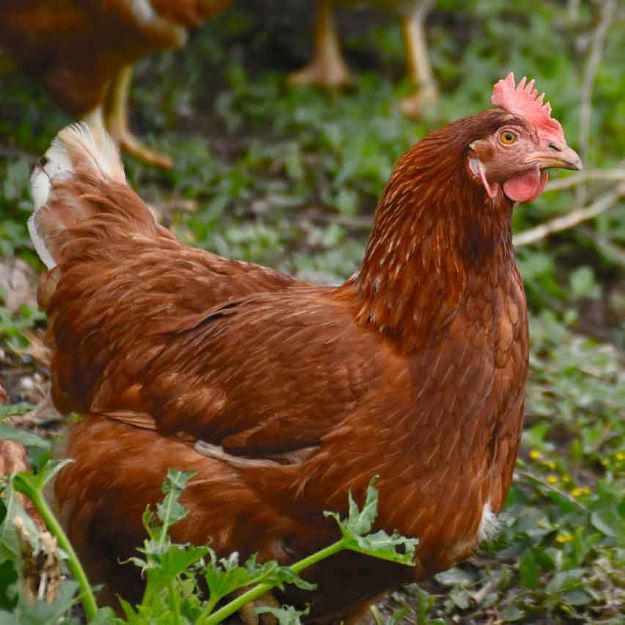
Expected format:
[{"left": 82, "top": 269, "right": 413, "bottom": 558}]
[{"left": 31, "top": 108, "right": 535, "bottom": 622}]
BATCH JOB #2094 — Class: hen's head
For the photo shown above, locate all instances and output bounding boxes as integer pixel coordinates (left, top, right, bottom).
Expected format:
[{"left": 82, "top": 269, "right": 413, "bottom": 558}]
[{"left": 467, "top": 73, "right": 581, "bottom": 203}]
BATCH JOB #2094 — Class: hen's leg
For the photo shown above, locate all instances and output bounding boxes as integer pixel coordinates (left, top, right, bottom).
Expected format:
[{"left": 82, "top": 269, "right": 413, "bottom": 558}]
[
  {"left": 239, "top": 591, "right": 280, "bottom": 625},
  {"left": 398, "top": 11, "right": 438, "bottom": 118},
  {"left": 104, "top": 65, "right": 172, "bottom": 169},
  {"left": 288, "top": 0, "right": 351, "bottom": 88}
]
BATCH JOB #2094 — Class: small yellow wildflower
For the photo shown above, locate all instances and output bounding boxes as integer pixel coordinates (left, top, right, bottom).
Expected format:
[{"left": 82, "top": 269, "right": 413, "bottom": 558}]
[
  {"left": 545, "top": 461, "right": 557, "bottom": 470},
  {"left": 529, "top": 449, "right": 542, "bottom": 460},
  {"left": 546, "top": 474, "right": 559, "bottom": 484},
  {"left": 571, "top": 487, "right": 591, "bottom": 498},
  {"left": 615, "top": 452, "right": 625, "bottom": 462},
  {"left": 555, "top": 533, "right": 574, "bottom": 544}
]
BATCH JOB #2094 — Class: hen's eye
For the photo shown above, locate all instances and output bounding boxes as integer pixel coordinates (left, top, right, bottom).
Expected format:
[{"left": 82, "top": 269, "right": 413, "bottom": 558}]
[{"left": 500, "top": 131, "right": 518, "bottom": 145}]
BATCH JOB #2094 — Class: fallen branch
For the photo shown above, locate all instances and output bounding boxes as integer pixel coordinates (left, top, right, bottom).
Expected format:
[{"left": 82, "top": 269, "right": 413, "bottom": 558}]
[
  {"left": 546, "top": 168, "right": 625, "bottom": 192},
  {"left": 513, "top": 181, "right": 625, "bottom": 246}
]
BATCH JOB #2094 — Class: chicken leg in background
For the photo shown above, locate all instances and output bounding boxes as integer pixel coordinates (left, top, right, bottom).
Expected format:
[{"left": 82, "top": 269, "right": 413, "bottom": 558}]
[
  {"left": 29, "top": 75, "right": 580, "bottom": 621},
  {"left": 288, "top": 0, "right": 438, "bottom": 116},
  {"left": 0, "top": 0, "right": 231, "bottom": 168}
]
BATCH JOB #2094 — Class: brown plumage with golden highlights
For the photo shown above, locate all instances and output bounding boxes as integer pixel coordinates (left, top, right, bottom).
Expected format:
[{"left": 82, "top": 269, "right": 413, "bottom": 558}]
[
  {"left": 29, "top": 74, "right": 580, "bottom": 622},
  {"left": 0, "top": 0, "right": 231, "bottom": 168}
]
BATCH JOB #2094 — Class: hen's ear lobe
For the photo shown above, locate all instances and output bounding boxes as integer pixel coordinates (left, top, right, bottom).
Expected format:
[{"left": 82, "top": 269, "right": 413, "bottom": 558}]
[
  {"left": 467, "top": 139, "right": 501, "bottom": 199},
  {"left": 468, "top": 139, "right": 492, "bottom": 160},
  {"left": 468, "top": 156, "right": 500, "bottom": 199}
]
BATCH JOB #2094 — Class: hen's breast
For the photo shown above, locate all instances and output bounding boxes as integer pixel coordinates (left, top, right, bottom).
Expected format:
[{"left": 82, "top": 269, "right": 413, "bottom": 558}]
[
  {"left": 413, "top": 266, "right": 529, "bottom": 572},
  {"left": 288, "top": 265, "right": 529, "bottom": 578}
]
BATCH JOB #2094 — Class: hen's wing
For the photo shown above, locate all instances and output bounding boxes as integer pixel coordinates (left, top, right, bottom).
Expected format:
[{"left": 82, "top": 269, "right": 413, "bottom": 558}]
[
  {"left": 43, "top": 200, "right": 301, "bottom": 417},
  {"left": 50, "top": 263, "right": 383, "bottom": 459}
]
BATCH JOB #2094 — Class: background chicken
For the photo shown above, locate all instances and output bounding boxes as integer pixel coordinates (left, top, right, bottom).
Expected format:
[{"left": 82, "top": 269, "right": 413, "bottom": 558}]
[
  {"left": 29, "top": 74, "right": 580, "bottom": 621},
  {"left": 289, "top": 0, "right": 437, "bottom": 116},
  {"left": 0, "top": 0, "right": 231, "bottom": 168}
]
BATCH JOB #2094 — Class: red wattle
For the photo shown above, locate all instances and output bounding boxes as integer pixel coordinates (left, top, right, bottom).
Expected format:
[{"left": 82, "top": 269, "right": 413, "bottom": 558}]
[{"left": 503, "top": 169, "right": 548, "bottom": 203}]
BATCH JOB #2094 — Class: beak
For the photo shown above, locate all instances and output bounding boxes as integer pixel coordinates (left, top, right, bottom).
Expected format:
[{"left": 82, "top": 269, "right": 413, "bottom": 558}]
[{"left": 531, "top": 145, "right": 583, "bottom": 171}]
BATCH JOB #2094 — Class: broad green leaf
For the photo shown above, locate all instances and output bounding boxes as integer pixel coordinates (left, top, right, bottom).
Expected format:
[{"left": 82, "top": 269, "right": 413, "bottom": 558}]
[
  {"left": 0, "top": 424, "right": 50, "bottom": 450},
  {"left": 156, "top": 470, "right": 196, "bottom": 532},
  {"left": 590, "top": 508, "right": 625, "bottom": 540},
  {"left": 500, "top": 606, "right": 525, "bottom": 622},
  {"left": 0, "top": 580, "right": 78, "bottom": 625},
  {"left": 435, "top": 567, "right": 476, "bottom": 587},
  {"left": 0, "top": 560, "right": 17, "bottom": 611},
  {"left": 256, "top": 605, "right": 308, "bottom": 625},
  {"left": 144, "top": 544, "right": 208, "bottom": 593},
  {"left": 449, "top": 586, "right": 470, "bottom": 610},
  {"left": 343, "top": 529, "right": 416, "bottom": 566},
  {"left": 0, "top": 404, "right": 35, "bottom": 419},
  {"left": 204, "top": 550, "right": 315, "bottom": 605},
  {"left": 325, "top": 478, "right": 417, "bottom": 566},
  {"left": 564, "top": 588, "right": 592, "bottom": 606},
  {"left": 519, "top": 549, "right": 539, "bottom": 589},
  {"left": 0, "top": 479, "right": 41, "bottom": 560},
  {"left": 545, "top": 569, "right": 585, "bottom": 594},
  {"left": 13, "top": 459, "right": 73, "bottom": 495}
]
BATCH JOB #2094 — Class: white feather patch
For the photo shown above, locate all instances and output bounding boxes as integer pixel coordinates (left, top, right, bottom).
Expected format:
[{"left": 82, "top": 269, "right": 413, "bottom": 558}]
[
  {"left": 28, "top": 122, "right": 125, "bottom": 269},
  {"left": 27, "top": 214, "right": 56, "bottom": 270},
  {"left": 477, "top": 501, "right": 501, "bottom": 543},
  {"left": 58, "top": 122, "right": 126, "bottom": 183}
]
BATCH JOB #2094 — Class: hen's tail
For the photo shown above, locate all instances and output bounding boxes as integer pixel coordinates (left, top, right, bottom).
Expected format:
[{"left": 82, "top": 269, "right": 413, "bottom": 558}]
[{"left": 29, "top": 123, "right": 156, "bottom": 269}]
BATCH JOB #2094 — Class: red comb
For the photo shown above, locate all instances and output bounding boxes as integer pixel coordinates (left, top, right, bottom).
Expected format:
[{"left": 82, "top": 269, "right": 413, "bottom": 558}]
[{"left": 491, "top": 73, "right": 564, "bottom": 143}]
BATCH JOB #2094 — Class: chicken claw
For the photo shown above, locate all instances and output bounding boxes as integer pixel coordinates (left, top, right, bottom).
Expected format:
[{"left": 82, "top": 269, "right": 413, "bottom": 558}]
[
  {"left": 288, "top": 0, "right": 352, "bottom": 89},
  {"left": 398, "top": 81, "right": 438, "bottom": 118}
]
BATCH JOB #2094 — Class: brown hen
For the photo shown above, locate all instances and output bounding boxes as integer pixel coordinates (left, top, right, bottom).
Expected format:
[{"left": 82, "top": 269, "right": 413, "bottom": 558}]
[
  {"left": 28, "top": 74, "right": 580, "bottom": 622},
  {"left": 0, "top": 0, "right": 231, "bottom": 167}
]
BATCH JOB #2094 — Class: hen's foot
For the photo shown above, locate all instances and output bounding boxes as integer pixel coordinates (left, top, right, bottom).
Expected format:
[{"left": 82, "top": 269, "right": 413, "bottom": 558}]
[
  {"left": 287, "top": 57, "right": 352, "bottom": 89},
  {"left": 398, "top": 83, "right": 438, "bottom": 118},
  {"left": 288, "top": 0, "right": 351, "bottom": 89},
  {"left": 110, "top": 128, "right": 173, "bottom": 169}
]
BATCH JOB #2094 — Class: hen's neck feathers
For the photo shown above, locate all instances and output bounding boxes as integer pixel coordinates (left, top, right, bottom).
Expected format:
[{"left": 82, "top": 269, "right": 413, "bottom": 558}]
[{"left": 347, "top": 110, "right": 519, "bottom": 351}]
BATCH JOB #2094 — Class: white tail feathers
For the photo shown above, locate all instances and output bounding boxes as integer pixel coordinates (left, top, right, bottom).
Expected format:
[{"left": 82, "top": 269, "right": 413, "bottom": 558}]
[{"left": 29, "top": 122, "right": 127, "bottom": 269}]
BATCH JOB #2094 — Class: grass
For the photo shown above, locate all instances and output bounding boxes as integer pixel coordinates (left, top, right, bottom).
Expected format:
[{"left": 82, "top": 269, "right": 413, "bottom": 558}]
[{"left": 1, "top": 1, "right": 625, "bottom": 623}]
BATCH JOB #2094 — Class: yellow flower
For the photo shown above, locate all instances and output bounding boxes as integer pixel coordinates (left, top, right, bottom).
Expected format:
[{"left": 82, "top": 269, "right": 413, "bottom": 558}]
[
  {"left": 555, "top": 533, "right": 574, "bottom": 544},
  {"left": 546, "top": 474, "right": 559, "bottom": 484},
  {"left": 529, "top": 449, "right": 542, "bottom": 460},
  {"left": 571, "top": 487, "right": 591, "bottom": 498},
  {"left": 615, "top": 452, "right": 625, "bottom": 462}
]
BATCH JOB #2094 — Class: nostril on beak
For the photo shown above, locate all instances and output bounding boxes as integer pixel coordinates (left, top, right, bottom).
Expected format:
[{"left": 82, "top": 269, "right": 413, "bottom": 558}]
[{"left": 548, "top": 142, "right": 562, "bottom": 152}]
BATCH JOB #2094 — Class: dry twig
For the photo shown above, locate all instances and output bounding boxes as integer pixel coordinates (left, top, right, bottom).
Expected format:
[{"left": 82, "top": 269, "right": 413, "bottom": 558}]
[
  {"left": 514, "top": 181, "right": 625, "bottom": 247},
  {"left": 546, "top": 167, "right": 625, "bottom": 192}
]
